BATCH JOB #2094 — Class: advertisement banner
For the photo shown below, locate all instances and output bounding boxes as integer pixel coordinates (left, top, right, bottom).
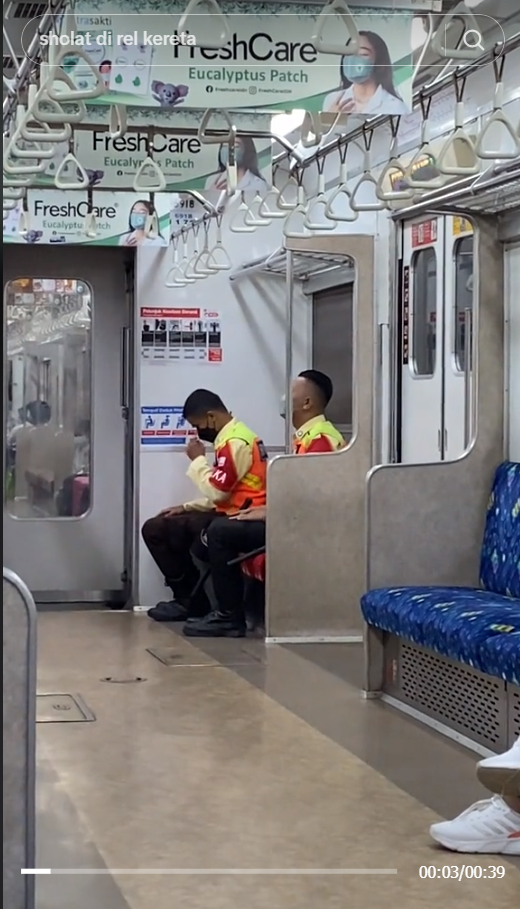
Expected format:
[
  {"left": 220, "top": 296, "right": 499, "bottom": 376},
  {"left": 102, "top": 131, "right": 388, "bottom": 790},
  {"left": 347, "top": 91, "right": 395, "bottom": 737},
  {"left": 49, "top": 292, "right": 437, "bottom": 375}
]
[
  {"left": 33, "top": 108, "right": 272, "bottom": 193},
  {"left": 3, "top": 191, "right": 170, "bottom": 246},
  {"left": 68, "top": 1, "right": 413, "bottom": 115}
]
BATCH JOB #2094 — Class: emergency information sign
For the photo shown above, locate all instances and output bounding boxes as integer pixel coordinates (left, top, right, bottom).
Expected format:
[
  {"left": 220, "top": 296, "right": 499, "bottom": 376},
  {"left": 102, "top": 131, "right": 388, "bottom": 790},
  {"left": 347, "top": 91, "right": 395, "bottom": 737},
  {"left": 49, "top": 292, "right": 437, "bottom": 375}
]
[{"left": 140, "top": 306, "right": 223, "bottom": 364}]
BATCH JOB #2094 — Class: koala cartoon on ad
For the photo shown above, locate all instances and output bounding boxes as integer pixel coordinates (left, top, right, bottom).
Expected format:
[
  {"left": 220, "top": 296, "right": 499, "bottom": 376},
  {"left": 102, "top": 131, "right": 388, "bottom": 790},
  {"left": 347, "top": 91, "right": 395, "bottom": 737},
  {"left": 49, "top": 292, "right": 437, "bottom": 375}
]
[{"left": 151, "top": 81, "right": 189, "bottom": 108}]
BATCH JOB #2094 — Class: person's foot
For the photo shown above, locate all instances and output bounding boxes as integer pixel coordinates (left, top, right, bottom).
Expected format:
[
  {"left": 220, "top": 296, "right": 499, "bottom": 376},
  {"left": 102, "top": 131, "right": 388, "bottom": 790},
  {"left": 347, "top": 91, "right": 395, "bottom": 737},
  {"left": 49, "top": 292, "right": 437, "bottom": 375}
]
[
  {"left": 477, "top": 739, "right": 520, "bottom": 796},
  {"left": 183, "top": 611, "right": 246, "bottom": 638},
  {"left": 429, "top": 796, "right": 520, "bottom": 854},
  {"left": 147, "top": 599, "right": 190, "bottom": 622}
]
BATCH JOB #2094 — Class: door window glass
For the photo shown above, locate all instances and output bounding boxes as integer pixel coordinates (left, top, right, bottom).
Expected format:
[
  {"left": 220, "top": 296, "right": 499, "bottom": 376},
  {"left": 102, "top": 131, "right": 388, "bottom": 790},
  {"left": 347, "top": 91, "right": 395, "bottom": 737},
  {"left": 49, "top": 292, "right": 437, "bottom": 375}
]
[
  {"left": 411, "top": 247, "right": 437, "bottom": 376},
  {"left": 454, "top": 235, "right": 474, "bottom": 373},
  {"left": 5, "top": 278, "right": 92, "bottom": 519},
  {"left": 312, "top": 280, "right": 354, "bottom": 439}
]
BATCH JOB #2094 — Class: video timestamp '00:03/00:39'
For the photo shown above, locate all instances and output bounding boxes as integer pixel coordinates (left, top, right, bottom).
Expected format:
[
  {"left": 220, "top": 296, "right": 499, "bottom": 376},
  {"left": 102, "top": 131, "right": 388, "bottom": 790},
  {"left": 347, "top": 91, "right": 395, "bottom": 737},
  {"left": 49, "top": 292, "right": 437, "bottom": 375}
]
[{"left": 419, "top": 865, "right": 505, "bottom": 880}]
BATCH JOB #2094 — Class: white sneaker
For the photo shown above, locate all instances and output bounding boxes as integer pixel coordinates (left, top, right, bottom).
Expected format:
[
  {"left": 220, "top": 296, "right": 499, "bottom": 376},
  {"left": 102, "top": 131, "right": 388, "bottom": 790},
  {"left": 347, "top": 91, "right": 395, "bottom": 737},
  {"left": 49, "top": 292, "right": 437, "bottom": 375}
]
[
  {"left": 430, "top": 796, "right": 520, "bottom": 854},
  {"left": 477, "top": 738, "right": 520, "bottom": 796}
]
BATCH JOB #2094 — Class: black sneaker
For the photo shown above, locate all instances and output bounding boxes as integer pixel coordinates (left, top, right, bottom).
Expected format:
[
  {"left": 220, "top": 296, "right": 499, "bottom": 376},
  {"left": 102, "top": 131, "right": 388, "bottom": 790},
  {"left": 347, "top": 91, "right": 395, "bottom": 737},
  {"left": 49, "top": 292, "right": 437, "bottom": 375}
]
[
  {"left": 183, "top": 611, "right": 246, "bottom": 638},
  {"left": 147, "top": 600, "right": 189, "bottom": 622}
]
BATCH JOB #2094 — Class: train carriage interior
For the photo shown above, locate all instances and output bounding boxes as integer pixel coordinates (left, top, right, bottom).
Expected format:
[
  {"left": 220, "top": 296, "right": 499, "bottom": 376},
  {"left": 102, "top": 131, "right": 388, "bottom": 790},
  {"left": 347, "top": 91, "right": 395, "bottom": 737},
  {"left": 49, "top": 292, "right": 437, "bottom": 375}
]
[{"left": 3, "top": 0, "right": 520, "bottom": 907}]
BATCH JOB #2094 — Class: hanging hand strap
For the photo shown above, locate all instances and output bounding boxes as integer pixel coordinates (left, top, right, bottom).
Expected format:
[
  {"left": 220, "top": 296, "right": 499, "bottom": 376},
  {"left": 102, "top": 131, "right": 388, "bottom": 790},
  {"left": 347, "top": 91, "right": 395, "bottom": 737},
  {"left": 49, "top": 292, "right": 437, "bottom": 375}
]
[
  {"left": 178, "top": 0, "right": 231, "bottom": 50},
  {"left": 435, "top": 74, "right": 480, "bottom": 176},
  {"left": 475, "top": 52, "right": 520, "bottom": 160},
  {"left": 349, "top": 128, "right": 386, "bottom": 212},
  {"left": 304, "top": 158, "right": 336, "bottom": 231},
  {"left": 324, "top": 142, "right": 357, "bottom": 223},
  {"left": 311, "top": 0, "right": 359, "bottom": 56}
]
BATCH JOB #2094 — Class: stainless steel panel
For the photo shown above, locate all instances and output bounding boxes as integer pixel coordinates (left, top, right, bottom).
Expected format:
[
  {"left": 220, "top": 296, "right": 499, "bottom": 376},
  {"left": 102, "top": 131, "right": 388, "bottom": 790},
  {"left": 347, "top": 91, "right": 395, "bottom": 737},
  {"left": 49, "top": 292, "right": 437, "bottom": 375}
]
[{"left": 3, "top": 568, "right": 37, "bottom": 909}]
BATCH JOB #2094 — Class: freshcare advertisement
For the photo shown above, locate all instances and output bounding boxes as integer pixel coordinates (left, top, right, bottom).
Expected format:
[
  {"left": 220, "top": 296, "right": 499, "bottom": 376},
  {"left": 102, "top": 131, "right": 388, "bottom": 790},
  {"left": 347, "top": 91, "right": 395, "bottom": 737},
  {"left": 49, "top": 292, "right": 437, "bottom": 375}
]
[
  {"left": 3, "top": 192, "right": 171, "bottom": 246},
  {"left": 64, "top": 1, "right": 414, "bottom": 115},
  {"left": 33, "top": 108, "right": 272, "bottom": 193}
]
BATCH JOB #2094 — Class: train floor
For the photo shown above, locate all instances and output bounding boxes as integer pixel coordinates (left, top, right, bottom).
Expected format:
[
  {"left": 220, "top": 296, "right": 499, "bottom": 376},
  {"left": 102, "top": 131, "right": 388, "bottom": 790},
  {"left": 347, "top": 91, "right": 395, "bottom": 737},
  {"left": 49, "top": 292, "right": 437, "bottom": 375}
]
[{"left": 35, "top": 611, "right": 519, "bottom": 909}]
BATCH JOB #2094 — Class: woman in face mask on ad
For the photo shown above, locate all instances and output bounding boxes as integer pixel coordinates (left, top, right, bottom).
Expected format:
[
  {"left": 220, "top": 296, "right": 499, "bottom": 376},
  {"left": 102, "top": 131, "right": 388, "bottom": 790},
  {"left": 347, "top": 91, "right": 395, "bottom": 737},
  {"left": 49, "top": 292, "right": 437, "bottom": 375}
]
[
  {"left": 119, "top": 200, "right": 167, "bottom": 247},
  {"left": 205, "top": 136, "right": 268, "bottom": 193},
  {"left": 324, "top": 31, "right": 409, "bottom": 117}
]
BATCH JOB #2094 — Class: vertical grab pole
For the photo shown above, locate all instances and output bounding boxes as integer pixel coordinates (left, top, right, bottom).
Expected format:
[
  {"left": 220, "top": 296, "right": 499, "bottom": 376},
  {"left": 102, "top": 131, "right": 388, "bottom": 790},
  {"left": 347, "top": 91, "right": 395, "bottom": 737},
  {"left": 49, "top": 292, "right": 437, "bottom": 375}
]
[
  {"left": 284, "top": 249, "right": 294, "bottom": 453},
  {"left": 464, "top": 307, "right": 472, "bottom": 449}
]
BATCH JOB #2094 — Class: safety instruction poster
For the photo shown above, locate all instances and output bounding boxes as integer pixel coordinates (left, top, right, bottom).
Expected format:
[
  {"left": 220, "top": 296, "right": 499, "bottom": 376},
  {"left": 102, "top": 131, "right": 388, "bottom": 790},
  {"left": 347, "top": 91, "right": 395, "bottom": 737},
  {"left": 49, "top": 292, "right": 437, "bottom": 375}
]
[
  {"left": 140, "top": 406, "right": 197, "bottom": 447},
  {"left": 140, "top": 306, "right": 222, "bottom": 364}
]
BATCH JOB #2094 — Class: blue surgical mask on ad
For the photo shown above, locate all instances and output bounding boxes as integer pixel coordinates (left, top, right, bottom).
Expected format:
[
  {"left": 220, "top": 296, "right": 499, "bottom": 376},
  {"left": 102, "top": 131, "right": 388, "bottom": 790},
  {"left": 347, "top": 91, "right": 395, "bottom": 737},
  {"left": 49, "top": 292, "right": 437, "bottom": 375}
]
[
  {"left": 219, "top": 146, "right": 244, "bottom": 168},
  {"left": 341, "top": 56, "right": 375, "bottom": 84},
  {"left": 130, "top": 212, "right": 147, "bottom": 230}
]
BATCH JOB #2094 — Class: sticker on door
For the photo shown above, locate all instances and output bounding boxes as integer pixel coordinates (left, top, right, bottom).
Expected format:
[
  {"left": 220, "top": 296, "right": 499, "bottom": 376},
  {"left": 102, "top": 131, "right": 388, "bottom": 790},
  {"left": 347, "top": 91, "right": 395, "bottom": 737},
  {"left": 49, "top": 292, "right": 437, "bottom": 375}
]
[
  {"left": 141, "top": 406, "right": 197, "bottom": 448},
  {"left": 140, "top": 307, "right": 222, "bottom": 364}
]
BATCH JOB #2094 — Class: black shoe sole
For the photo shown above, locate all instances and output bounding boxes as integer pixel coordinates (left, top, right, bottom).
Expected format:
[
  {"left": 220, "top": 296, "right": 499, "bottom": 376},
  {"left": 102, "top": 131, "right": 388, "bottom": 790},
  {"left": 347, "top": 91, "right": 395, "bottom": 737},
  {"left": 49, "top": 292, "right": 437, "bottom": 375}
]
[{"left": 183, "top": 626, "right": 246, "bottom": 638}]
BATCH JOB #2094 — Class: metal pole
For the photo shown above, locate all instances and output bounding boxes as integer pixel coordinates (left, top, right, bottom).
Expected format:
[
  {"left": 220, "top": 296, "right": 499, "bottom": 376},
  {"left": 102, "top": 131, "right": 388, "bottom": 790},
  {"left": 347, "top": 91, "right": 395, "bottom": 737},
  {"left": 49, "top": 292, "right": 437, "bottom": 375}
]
[
  {"left": 284, "top": 249, "right": 294, "bottom": 453},
  {"left": 464, "top": 307, "right": 472, "bottom": 449}
]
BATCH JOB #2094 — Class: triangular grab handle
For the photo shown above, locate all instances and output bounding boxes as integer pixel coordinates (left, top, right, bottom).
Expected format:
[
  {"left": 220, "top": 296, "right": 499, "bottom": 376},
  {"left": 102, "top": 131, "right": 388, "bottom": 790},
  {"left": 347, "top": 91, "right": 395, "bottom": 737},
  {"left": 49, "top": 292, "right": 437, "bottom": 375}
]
[
  {"left": 30, "top": 88, "right": 85, "bottom": 125},
  {"left": 197, "top": 109, "right": 234, "bottom": 144},
  {"left": 435, "top": 102, "right": 480, "bottom": 176},
  {"left": 3, "top": 148, "right": 47, "bottom": 175},
  {"left": 324, "top": 161, "right": 358, "bottom": 222},
  {"left": 178, "top": 0, "right": 231, "bottom": 50},
  {"left": 45, "top": 46, "right": 105, "bottom": 100},
  {"left": 474, "top": 83, "right": 520, "bottom": 160},
  {"left": 349, "top": 171, "right": 386, "bottom": 212},
  {"left": 300, "top": 112, "right": 322, "bottom": 148},
  {"left": 258, "top": 187, "right": 286, "bottom": 220},
  {"left": 84, "top": 211, "right": 98, "bottom": 238},
  {"left": 145, "top": 211, "right": 159, "bottom": 238},
  {"left": 311, "top": 0, "right": 359, "bottom": 56},
  {"left": 133, "top": 156, "right": 167, "bottom": 192},
  {"left": 244, "top": 192, "right": 271, "bottom": 227},
  {"left": 109, "top": 104, "right": 127, "bottom": 139},
  {"left": 230, "top": 195, "right": 256, "bottom": 233},
  {"left": 3, "top": 185, "right": 26, "bottom": 200},
  {"left": 375, "top": 142, "right": 414, "bottom": 202},
  {"left": 207, "top": 220, "right": 232, "bottom": 269},
  {"left": 54, "top": 152, "right": 90, "bottom": 189},
  {"left": 304, "top": 197, "right": 337, "bottom": 231},
  {"left": 430, "top": 6, "right": 484, "bottom": 60},
  {"left": 403, "top": 121, "right": 446, "bottom": 191},
  {"left": 275, "top": 174, "right": 298, "bottom": 211},
  {"left": 283, "top": 187, "right": 309, "bottom": 238},
  {"left": 8, "top": 133, "right": 56, "bottom": 160}
]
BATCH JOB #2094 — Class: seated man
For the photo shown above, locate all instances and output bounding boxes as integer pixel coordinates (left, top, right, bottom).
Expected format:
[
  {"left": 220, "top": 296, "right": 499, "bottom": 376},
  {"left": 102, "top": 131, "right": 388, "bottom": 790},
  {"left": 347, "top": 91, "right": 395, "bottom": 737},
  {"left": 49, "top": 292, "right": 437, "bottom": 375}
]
[
  {"left": 142, "top": 388, "right": 267, "bottom": 622},
  {"left": 185, "top": 369, "right": 344, "bottom": 638}
]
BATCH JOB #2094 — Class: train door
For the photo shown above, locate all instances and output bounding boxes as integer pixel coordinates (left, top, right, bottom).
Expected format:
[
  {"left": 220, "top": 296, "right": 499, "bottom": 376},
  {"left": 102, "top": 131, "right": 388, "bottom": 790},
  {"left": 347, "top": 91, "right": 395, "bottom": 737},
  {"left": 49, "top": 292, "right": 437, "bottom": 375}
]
[
  {"left": 399, "top": 215, "right": 474, "bottom": 463},
  {"left": 443, "top": 217, "right": 474, "bottom": 458},
  {"left": 3, "top": 246, "right": 133, "bottom": 606},
  {"left": 505, "top": 240, "right": 520, "bottom": 460},
  {"left": 400, "top": 216, "right": 445, "bottom": 462}
]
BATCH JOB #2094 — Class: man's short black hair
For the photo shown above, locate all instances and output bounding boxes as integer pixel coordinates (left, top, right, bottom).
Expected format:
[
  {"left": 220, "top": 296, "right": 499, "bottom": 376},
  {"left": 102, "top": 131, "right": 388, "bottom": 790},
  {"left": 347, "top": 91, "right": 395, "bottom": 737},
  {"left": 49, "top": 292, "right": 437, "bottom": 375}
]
[
  {"left": 183, "top": 389, "right": 227, "bottom": 420},
  {"left": 298, "top": 369, "right": 334, "bottom": 408}
]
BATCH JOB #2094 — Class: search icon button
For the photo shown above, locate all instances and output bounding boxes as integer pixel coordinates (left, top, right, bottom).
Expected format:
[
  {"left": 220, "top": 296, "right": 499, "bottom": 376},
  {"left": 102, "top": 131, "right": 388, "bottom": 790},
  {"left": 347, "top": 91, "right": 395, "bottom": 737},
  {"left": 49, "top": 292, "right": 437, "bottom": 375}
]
[{"left": 463, "top": 29, "right": 484, "bottom": 51}]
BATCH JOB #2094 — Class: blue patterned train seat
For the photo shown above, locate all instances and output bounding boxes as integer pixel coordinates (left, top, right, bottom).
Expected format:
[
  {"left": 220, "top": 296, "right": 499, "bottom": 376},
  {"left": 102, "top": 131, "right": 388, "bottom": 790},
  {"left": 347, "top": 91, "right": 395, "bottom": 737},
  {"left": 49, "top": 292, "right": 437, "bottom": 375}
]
[
  {"left": 479, "top": 632, "right": 520, "bottom": 685},
  {"left": 361, "top": 461, "right": 520, "bottom": 677}
]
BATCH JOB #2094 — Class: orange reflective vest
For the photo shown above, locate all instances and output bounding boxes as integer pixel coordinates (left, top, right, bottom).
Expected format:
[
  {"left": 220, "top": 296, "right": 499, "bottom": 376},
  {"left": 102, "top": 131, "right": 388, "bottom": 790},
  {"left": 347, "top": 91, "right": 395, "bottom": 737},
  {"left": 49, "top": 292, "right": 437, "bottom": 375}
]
[
  {"left": 293, "top": 418, "right": 345, "bottom": 455},
  {"left": 214, "top": 420, "right": 268, "bottom": 515}
]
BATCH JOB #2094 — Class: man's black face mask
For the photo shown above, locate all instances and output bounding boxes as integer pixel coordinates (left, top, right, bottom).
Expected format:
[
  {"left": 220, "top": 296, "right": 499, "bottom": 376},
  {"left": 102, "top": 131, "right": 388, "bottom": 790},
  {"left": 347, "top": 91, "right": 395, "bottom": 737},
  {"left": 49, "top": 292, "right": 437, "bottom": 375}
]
[{"left": 197, "top": 426, "right": 218, "bottom": 444}]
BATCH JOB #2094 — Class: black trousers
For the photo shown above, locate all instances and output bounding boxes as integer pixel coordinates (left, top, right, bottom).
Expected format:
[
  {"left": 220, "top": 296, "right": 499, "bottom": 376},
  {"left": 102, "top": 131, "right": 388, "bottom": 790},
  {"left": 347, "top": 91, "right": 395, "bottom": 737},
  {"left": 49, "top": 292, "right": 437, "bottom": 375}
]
[
  {"left": 206, "top": 517, "right": 266, "bottom": 617},
  {"left": 141, "top": 510, "right": 215, "bottom": 601}
]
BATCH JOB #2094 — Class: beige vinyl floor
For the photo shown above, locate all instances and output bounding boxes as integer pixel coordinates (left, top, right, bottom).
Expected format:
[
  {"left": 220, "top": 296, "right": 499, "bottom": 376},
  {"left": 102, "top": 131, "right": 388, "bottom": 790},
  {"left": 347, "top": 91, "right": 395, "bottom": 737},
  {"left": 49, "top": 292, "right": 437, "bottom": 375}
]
[{"left": 34, "top": 611, "right": 519, "bottom": 909}]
